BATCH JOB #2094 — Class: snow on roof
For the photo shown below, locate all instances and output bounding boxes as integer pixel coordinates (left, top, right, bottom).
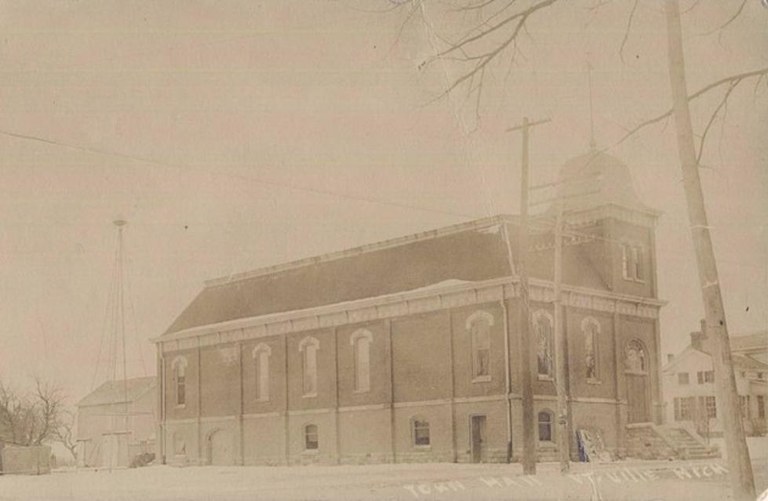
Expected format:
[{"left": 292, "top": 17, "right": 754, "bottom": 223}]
[{"left": 161, "top": 216, "right": 518, "bottom": 337}]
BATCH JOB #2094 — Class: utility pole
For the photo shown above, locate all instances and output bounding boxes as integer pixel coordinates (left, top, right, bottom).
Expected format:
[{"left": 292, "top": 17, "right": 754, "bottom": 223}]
[
  {"left": 507, "top": 116, "right": 550, "bottom": 475},
  {"left": 552, "top": 197, "right": 569, "bottom": 473},
  {"left": 664, "top": 1, "right": 754, "bottom": 499}
]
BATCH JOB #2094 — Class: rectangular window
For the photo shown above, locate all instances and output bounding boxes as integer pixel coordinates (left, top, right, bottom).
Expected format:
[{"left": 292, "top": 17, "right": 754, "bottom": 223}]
[
  {"left": 677, "top": 372, "right": 689, "bottom": 385},
  {"left": 621, "top": 244, "right": 630, "bottom": 279},
  {"left": 758, "top": 396, "right": 765, "bottom": 419},
  {"left": 740, "top": 396, "right": 750, "bottom": 418},
  {"left": 704, "top": 371, "right": 714, "bottom": 383},
  {"left": 758, "top": 372, "right": 764, "bottom": 380},
  {"left": 413, "top": 420, "right": 430, "bottom": 446},
  {"left": 304, "top": 425, "right": 318, "bottom": 450},
  {"left": 674, "top": 397, "right": 694, "bottom": 420},
  {"left": 705, "top": 396, "right": 717, "bottom": 419}
]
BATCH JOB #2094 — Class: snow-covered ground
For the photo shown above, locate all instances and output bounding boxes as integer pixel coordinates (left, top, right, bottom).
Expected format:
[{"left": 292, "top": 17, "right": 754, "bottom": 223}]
[{"left": 1, "top": 439, "right": 765, "bottom": 501}]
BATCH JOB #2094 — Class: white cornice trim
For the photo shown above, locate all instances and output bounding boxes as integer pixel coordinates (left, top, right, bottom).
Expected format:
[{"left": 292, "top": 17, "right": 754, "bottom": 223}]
[{"left": 156, "top": 276, "right": 665, "bottom": 353}]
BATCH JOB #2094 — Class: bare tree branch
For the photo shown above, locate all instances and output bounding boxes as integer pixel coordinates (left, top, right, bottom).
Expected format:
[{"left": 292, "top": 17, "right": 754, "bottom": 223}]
[
  {"left": 696, "top": 80, "right": 737, "bottom": 165},
  {"left": 701, "top": 0, "right": 747, "bottom": 35},
  {"left": 614, "top": 67, "right": 768, "bottom": 148},
  {"left": 619, "top": 0, "right": 639, "bottom": 63}
]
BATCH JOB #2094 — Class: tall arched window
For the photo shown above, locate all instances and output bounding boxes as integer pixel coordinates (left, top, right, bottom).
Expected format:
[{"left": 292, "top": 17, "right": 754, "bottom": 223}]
[
  {"left": 252, "top": 343, "right": 271, "bottom": 401},
  {"left": 582, "top": 317, "right": 601, "bottom": 381},
  {"left": 171, "top": 356, "right": 188, "bottom": 406},
  {"left": 350, "top": 329, "right": 372, "bottom": 393},
  {"left": 467, "top": 311, "right": 494, "bottom": 381},
  {"left": 299, "top": 337, "right": 320, "bottom": 397},
  {"left": 304, "top": 424, "right": 318, "bottom": 450},
  {"left": 538, "top": 410, "right": 553, "bottom": 442},
  {"left": 533, "top": 311, "right": 554, "bottom": 379},
  {"left": 625, "top": 340, "right": 648, "bottom": 374}
]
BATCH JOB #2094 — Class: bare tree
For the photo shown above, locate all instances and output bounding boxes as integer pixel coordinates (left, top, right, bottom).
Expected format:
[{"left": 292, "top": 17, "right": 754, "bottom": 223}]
[
  {"left": 53, "top": 409, "right": 78, "bottom": 462},
  {"left": 0, "top": 378, "right": 68, "bottom": 447}
]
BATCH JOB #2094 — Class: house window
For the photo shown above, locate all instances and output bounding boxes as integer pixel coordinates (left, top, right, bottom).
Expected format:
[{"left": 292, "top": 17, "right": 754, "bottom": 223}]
[
  {"left": 299, "top": 337, "right": 319, "bottom": 397},
  {"left": 467, "top": 311, "right": 494, "bottom": 381},
  {"left": 621, "top": 243, "right": 645, "bottom": 282},
  {"left": 758, "top": 396, "right": 765, "bottom": 419},
  {"left": 674, "top": 397, "right": 694, "bottom": 421},
  {"left": 705, "top": 396, "right": 717, "bottom": 418},
  {"left": 624, "top": 340, "right": 647, "bottom": 374},
  {"left": 538, "top": 411, "right": 553, "bottom": 442},
  {"left": 304, "top": 424, "right": 318, "bottom": 450},
  {"left": 534, "top": 311, "right": 554, "bottom": 379},
  {"left": 678, "top": 373, "right": 689, "bottom": 385},
  {"left": 582, "top": 317, "right": 600, "bottom": 380},
  {"left": 350, "top": 330, "right": 372, "bottom": 393},
  {"left": 172, "top": 356, "right": 188, "bottom": 407},
  {"left": 697, "top": 370, "right": 714, "bottom": 384},
  {"left": 740, "top": 396, "right": 750, "bottom": 418},
  {"left": 758, "top": 372, "right": 764, "bottom": 380},
  {"left": 412, "top": 418, "right": 430, "bottom": 447},
  {"left": 253, "top": 343, "right": 271, "bottom": 401}
]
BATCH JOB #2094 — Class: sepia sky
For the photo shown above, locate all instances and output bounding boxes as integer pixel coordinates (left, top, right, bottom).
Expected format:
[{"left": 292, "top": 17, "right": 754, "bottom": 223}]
[{"left": 0, "top": 0, "right": 765, "bottom": 405}]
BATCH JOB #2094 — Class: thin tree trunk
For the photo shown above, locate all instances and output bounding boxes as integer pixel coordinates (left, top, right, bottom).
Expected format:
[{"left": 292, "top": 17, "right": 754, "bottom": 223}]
[{"left": 663, "top": 1, "right": 754, "bottom": 499}]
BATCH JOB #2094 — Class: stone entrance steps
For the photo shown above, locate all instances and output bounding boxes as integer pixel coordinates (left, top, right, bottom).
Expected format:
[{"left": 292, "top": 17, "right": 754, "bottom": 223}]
[{"left": 625, "top": 423, "right": 720, "bottom": 460}]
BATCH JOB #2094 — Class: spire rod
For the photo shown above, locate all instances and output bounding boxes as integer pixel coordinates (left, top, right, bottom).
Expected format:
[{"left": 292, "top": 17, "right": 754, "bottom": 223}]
[{"left": 587, "top": 59, "right": 596, "bottom": 150}]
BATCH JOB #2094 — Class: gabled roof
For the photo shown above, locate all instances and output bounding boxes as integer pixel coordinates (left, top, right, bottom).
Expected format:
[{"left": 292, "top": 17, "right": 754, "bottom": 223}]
[
  {"left": 662, "top": 345, "right": 710, "bottom": 373},
  {"left": 162, "top": 215, "right": 518, "bottom": 336},
  {"left": 733, "top": 354, "right": 768, "bottom": 371},
  {"left": 77, "top": 377, "right": 156, "bottom": 408},
  {"left": 663, "top": 346, "right": 768, "bottom": 374},
  {"left": 730, "top": 331, "right": 767, "bottom": 354}
]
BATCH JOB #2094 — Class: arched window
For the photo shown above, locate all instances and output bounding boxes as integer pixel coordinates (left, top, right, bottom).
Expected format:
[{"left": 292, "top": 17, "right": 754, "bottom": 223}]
[
  {"left": 467, "top": 311, "right": 494, "bottom": 381},
  {"left": 252, "top": 343, "right": 271, "bottom": 401},
  {"left": 538, "top": 410, "right": 553, "bottom": 442},
  {"left": 412, "top": 417, "right": 430, "bottom": 447},
  {"left": 299, "top": 337, "right": 320, "bottom": 396},
  {"left": 171, "top": 356, "right": 188, "bottom": 406},
  {"left": 582, "top": 317, "right": 600, "bottom": 380},
  {"left": 304, "top": 424, "right": 318, "bottom": 450},
  {"left": 533, "top": 311, "right": 554, "bottom": 379},
  {"left": 350, "top": 329, "right": 372, "bottom": 393},
  {"left": 625, "top": 340, "right": 648, "bottom": 374}
]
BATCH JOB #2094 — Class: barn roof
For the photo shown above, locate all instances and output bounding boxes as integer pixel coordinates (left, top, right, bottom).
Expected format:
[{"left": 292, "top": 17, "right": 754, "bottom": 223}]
[
  {"left": 162, "top": 215, "right": 519, "bottom": 336},
  {"left": 77, "top": 376, "right": 156, "bottom": 408}
]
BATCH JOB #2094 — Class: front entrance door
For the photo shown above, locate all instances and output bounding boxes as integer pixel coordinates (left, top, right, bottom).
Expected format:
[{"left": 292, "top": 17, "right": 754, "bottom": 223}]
[
  {"left": 624, "top": 339, "right": 651, "bottom": 423},
  {"left": 626, "top": 374, "right": 650, "bottom": 423},
  {"left": 470, "top": 415, "right": 486, "bottom": 463}
]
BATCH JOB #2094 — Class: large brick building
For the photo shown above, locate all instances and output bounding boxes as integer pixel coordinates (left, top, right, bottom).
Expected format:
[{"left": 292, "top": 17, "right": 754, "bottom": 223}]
[{"left": 154, "top": 150, "right": 667, "bottom": 466}]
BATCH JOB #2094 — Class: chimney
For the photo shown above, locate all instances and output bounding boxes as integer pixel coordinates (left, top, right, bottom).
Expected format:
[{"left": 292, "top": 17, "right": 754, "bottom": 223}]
[
  {"left": 667, "top": 354, "right": 674, "bottom": 364},
  {"left": 691, "top": 328, "right": 704, "bottom": 351}
]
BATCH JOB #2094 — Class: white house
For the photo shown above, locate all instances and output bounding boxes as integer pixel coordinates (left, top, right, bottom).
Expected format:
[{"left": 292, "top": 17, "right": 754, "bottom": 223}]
[{"left": 663, "top": 323, "right": 768, "bottom": 438}]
